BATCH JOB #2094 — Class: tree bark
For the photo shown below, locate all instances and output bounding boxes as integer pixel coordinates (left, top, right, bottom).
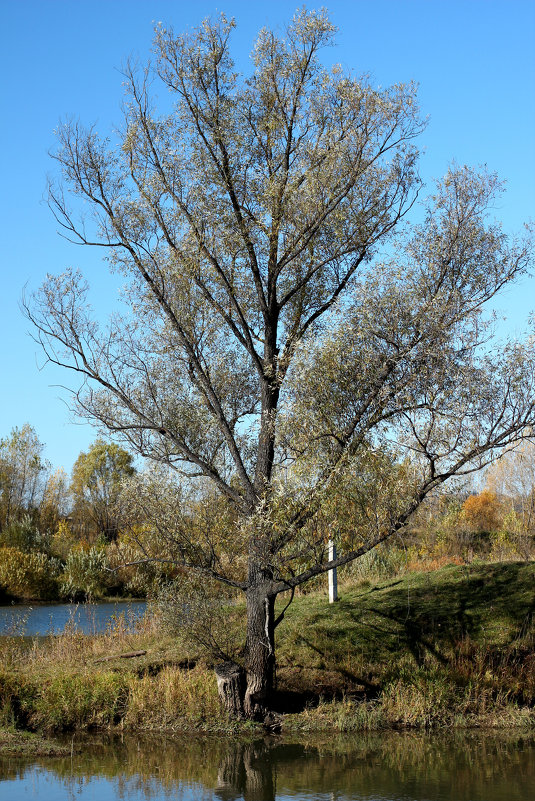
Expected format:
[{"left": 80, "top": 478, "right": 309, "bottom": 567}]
[
  {"left": 215, "top": 661, "right": 246, "bottom": 719},
  {"left": 244, "top": 584, "right": 276, "bottom": 719}
]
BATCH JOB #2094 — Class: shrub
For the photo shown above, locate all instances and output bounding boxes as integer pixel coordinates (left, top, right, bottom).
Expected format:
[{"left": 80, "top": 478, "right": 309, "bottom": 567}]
[
  {"left": 344, "top": 543, "right": 410, "bottom": 584},
  {"left": 0, "top": 515, "right": 49, "bottom": 553},
  {"left": 60, "top": 546, "right": 110, "bottom": 601},
  {"left": 0, "top": 546, "right": 60, "bottom": 600},
  {"left": 157, "top": 575, "right": 244, "bottom": 662},
  {"left": 50, "top": 519, "right": 79, "bottom": 560}
]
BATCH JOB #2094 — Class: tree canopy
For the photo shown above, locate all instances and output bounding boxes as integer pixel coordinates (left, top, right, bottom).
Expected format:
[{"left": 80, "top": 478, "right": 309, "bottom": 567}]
[{"left": 26, "top": 9, "right": 535, "bottom": 720}]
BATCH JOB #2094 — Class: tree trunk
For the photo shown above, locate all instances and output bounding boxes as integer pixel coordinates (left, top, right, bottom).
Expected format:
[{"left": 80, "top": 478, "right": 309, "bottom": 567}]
[
  {"left": 215, "top": 662, "right": 245, "bottom": 720},
  {"left": 244, "top": 584, "right": 276, "bottom": 720},
  {"left": 215, "top": 661, "right": 246, "bottom": 719},
  {"left": 213, "top": 588, "right": 277, "bottom": 722}
]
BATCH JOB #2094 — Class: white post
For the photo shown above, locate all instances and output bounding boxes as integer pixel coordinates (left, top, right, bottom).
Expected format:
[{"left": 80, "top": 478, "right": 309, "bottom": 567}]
[{"left": 328, "top": 539, "right": 338, "bottom": 603}]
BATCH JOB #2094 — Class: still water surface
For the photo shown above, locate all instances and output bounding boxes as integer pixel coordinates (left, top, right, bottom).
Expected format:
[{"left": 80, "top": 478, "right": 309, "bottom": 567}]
[
  {"left": 1, "top": 730, "right": 534, "bottom": 800},
  {"left": 0, "top": 601, "right": 147, "bottom": 635}
]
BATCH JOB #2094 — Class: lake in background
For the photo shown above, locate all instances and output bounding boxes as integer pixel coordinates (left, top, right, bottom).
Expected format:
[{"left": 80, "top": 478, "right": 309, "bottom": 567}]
[
  {"left": 1, "top": 729, "right": 534, "bottom": 800},
  {"left": 0, "top": 600, "right": 147, "bottom": 635}
]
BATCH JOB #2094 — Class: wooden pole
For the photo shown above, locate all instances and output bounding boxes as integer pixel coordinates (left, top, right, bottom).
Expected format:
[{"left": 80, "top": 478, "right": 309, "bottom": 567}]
[{"left": 328, "top": 539, "right": 338, "bottom": 603}]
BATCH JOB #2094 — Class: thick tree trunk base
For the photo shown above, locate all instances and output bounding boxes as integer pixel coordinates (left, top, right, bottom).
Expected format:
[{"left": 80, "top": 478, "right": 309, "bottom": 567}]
[
  {"left": 243, "top": 586, "right": 277, "bottom": 721},
  {"left": 215, "top": 662, "right": 282, "bottom": 729},
  {"left": 244, "top": 671, "right": 277, "bottom": 722},
  {"left": 215, "top": 661, "right": 245, "bottom": 719}
]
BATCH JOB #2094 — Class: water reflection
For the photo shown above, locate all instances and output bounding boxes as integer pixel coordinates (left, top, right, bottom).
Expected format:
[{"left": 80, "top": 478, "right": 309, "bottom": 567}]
[
  {"left": 1, "top": 730, "right": 535, "bottom": 800},
  {"left": 215, "top": 740, "right": 277, "bottom": 800}
]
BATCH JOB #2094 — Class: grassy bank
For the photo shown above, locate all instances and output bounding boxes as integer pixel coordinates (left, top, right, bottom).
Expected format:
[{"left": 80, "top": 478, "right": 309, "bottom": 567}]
[
  {"left": 1, "top": 561, "right": 534, "bottom": 740},
  {"left": 0, "top": 726, "right": 77, "bottom": 756}
]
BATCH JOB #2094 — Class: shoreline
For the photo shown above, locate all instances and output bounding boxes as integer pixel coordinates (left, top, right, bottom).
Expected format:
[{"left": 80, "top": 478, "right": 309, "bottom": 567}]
[
  {"left": 2, "top": 712, "right": 535, "bottom": 759},
  {"left": 0, "top": 596, "right": 146, "bottom": 607}
]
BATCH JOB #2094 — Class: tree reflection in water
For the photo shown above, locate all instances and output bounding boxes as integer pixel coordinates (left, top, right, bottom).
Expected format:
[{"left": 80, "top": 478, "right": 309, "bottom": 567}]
[
  {"left": 1, "top": 730, "right": 535, "bottom": 800},
  {"left": 215, "top": 739, "right": 276, "bottom": 801}
]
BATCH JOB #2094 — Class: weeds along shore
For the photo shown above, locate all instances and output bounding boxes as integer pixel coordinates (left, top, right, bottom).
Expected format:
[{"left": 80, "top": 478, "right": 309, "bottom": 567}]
[{"left": 1, "top": 561, "right": 535, "bottom": 738}]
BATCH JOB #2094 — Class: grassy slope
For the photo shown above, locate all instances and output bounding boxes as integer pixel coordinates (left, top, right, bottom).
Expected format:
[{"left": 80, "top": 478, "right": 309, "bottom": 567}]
[
  {"left": 1, "top": 561, "right": 534, "bottom": 738},
  {"left": 277, "top": 561, "right": 535, "bottom": 729},
  {"left": 279, "top": 562, "right": 535, "bottom": 687}
]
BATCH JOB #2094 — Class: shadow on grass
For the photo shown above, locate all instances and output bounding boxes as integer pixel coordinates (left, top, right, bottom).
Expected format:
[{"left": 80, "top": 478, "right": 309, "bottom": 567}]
[
  {"left": 278, "top": 562, "right": 535, "bottom": 703},
  {"left": 345, "top": 562, "right": 535, "bottom": 657}
]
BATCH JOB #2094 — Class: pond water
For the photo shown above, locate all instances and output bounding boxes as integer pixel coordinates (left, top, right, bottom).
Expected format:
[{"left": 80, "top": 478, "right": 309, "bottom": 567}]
[
  {"left": 1, "top": 730, "right": 534, "bottom": 800},
  {"left": 0, "top": 600, "right": 147, "bottom": 635}
]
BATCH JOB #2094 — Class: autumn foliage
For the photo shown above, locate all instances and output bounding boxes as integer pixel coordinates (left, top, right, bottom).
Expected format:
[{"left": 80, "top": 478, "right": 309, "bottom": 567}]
[{"left": 462, "top": 491, "right": 504, "bottom": 534}]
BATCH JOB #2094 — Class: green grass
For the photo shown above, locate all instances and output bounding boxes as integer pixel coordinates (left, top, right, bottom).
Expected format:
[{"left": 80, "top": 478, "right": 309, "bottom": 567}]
[
  {"left": 276, "top": 561, "right": 535, "bottom": 729},
  {"left": 278, "top": 562, "right": 535, "bottom": 679},
  {"left": 0, "top": 561, "right": 534, "bottom": 734}
]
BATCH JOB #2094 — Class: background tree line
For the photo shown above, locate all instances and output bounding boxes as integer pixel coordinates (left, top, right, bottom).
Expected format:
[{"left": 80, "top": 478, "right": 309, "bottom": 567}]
[
  {"left": 1, "top": 421, "right": 534, "bottom": 604},
  {"left": 0, "top": 425, "right": 145, "bottom": 601}
]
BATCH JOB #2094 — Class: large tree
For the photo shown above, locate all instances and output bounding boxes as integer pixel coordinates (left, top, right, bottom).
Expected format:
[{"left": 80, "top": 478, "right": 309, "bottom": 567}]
[{"left": 26, "top": 10, "right": 534, "bottom": 720}]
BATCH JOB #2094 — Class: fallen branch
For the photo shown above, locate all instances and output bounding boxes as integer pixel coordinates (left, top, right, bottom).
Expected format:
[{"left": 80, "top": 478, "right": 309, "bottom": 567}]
[{"left": 94, "top": 650, "right": 147, "bottom": 663}]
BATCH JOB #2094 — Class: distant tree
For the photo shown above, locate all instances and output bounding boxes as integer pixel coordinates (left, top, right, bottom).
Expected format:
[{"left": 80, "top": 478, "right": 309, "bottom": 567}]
[
  {"left": 0, "top": 424, "right": 48, "bottom": 530},
  {"left": 486, "top": 443, "right": 535, "bottom": 529},
  {"left": 485, "top": 442, "right": 535, "bottom": 558},
  {"left": 70, "top": 440, "right": 135, "bottom": 541},
  {"left": 39, "top": 466, "right": 70, "bottom": 535},
  {"left": 26, "top": 11, "right": 535, "bottom": 720}
]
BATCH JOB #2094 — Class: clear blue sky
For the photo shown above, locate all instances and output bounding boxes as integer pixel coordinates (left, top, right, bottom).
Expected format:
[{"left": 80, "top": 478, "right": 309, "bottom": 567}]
[{"left": 1, "top": 0, "right": 534, "bottom": 474}]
